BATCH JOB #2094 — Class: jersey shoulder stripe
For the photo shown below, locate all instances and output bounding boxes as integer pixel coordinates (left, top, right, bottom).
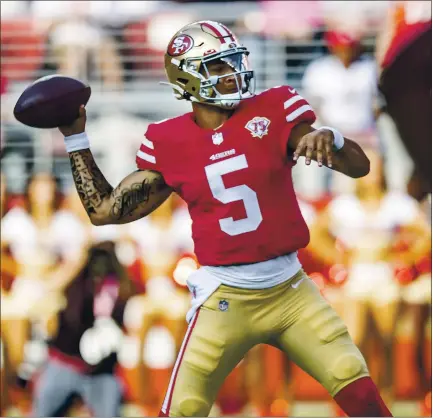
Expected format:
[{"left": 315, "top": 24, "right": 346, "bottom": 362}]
[
  {"left": 286, "top": 104, "right": 314, "bottom": 122},
  {"left": 137, "top": 149, "right": 156, "bottom": 164},
  {"left": 258, "top": 85, "right": 316, "bottom": 125}
]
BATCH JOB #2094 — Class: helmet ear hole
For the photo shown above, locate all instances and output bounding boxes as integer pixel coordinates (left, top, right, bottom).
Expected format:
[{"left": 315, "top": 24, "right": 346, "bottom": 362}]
[{"left": 177, "top": 78, "right": 189, "bottom": 86}]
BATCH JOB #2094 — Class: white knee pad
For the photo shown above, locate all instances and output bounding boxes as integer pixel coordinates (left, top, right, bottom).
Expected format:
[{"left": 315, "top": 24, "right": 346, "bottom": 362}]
[
  {"left": 329, "top": 353, "right": 368, "bottom": 382},
  {"left": 177, "top": 397, "right": 211, "bottom": 417}
]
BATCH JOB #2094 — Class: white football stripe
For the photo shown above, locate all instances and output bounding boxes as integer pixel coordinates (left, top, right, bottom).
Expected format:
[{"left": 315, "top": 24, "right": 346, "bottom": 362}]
[
  {"left": 203, "top": 20, "right": 231, "bottom": 43},
  {"left": 286, "top": 105, "right": 313, "bottom": 122},
  {"left": 284, "top": 95, "right": 304, "bottom": 109},
  {"left": 137, "top": 150, "right": 156, "bottom": 164},
  {"left": 220, "top": 23, "right": 235, "bottom": 39},
  {"left": 142, "top": 137, "right": 154, "bottom": 150},
  {"left": 205, "top": 20, "right": 230, "bottom": 37},
  {"left": 161, "top": 310, "right": 199, "bottom": 413}
]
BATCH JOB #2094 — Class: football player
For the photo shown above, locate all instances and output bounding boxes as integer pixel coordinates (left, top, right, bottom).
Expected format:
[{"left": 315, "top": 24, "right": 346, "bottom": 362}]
[
  {"left": 59, "top": 21, "right": 392, "bottom": 417},
  {"left": 376, "top": 1, "right": 431, "bottom": 199}
]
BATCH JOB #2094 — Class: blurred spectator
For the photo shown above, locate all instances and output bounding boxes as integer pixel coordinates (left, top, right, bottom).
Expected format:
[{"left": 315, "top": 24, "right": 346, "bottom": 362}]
[
  {"left": 393, "top": 231, "right": 432, "bottom": 401},
  {"left": 0, "top": 173, "right": 72, "bottom": 413},
  {"left": 54, "top": 186, "right": 149, "bottom": 296},
  {"left": 302, "top": 30, "right": 379, "bottom": 141},
  {"left": 376, "top": 0, "right": 432, "bottom": 199},
  {"left": 1, "top": 73, "right": 36, "bottom": 195},
  {"left": 32, "top": 1, "right": 124, "bottom": 90},
  {"left": 0, "top": 128, "right": 35, "bottom": 196},
  {"left": 0, "top": 173, "right": 18, "bottom": 415},
  {"left": 309, "top": 149, "right": 431, "bottom": 403},
  {"left": 1, "top": 173, "right": 63, "bottom": 379},
  {"left": 296, "top": 29, "right": 379, "bottom": 200},
  {"left": 0, "top": 172, "right": 18, "bottom": 294},
  {"left": 0, "top": 16, "right": 46, "bottom": 82},
  {"left": 31, "top": 241, "right": 137, "bottom": 417}
]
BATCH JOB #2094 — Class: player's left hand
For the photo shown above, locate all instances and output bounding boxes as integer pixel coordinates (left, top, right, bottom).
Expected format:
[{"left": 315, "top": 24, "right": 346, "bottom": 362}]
[{"left": 293, "top": 129, "right": 334, "bottom": 168}]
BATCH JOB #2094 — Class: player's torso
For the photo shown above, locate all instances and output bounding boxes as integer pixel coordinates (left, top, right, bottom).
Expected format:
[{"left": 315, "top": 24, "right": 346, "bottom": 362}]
[{"left": 157, "top": 91, "right": 308, "bottom": 265}]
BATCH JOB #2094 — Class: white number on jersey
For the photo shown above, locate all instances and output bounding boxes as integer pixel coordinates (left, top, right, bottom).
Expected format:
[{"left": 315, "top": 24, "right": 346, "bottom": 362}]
[{"left": 205, "top": 155, "right": 263, "bottom": 236}]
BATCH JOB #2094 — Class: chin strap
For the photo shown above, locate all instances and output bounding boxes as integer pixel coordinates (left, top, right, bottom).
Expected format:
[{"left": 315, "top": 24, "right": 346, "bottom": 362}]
[
  {"left": 159, "top": 80, "right": 253, "bottom": 109},
  {"left": 159, "top": 81, "right": 184, "bottom": 99}
]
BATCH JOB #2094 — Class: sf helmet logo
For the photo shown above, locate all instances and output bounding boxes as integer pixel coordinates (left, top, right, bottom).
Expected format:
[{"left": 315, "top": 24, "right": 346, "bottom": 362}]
[{"left": 168, "top": 35, "right": 194, "bottom": 56}]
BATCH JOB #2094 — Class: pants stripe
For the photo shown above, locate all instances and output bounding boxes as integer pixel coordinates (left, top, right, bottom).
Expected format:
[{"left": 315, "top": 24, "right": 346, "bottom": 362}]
[{"left": 161, "top": 309, "right": 200, "bottom": 414}]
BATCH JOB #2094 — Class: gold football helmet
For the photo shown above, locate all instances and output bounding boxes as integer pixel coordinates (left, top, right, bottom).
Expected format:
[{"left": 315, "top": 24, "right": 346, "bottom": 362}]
[{"left": 163, "top": 20, "right": 255, "bottom": 109}]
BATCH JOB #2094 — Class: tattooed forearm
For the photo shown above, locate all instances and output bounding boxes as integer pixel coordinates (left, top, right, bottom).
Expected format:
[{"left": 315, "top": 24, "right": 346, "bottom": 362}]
[
  {"left": 69, "top": 150, "right": 113, "bottom": 215},
  {"left": 69, "top": 149, "right": 172, "bottom": 225},
  {"left": 109, "top": 174, "right": 169, "bottom": 221},
  {"left": 110, "top": 179, "right": 152, "bottom": 219}
]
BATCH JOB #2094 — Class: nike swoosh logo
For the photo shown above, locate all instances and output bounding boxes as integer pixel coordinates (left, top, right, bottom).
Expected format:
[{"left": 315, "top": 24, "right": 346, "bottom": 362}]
[
  {"left": 288, "top": 88, "right": 296, "bottom": 94},
  {"left": 291, "top": 277, "right": 305, "bottom": 289}
]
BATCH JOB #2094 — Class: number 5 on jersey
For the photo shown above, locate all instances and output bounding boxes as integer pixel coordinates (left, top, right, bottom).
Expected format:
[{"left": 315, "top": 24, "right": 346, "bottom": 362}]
[{"left": 205, "top": 155, "right": 263, "bottom": 236}]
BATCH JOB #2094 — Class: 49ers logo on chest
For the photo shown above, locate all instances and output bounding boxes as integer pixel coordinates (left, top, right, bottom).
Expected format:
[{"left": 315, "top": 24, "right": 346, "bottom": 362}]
[
  {"left": 168, "top": 34, "right": 194, "bottom": 56},
  {"left": 245, "top": 117, "right": 271, "bottom": 139}
]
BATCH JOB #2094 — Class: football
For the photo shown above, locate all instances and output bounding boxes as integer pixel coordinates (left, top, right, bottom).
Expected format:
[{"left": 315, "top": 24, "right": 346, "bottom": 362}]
[{"left": 13, "top": 75, "right": 91, "bottom": 129}]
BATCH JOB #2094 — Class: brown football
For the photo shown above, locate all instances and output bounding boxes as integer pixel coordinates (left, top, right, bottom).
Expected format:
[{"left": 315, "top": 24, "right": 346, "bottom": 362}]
[{"left": 14, "top": 75, "right": 91, "bottom": 129}]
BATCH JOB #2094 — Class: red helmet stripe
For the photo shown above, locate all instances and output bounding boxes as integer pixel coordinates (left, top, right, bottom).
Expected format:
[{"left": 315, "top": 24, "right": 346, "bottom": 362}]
[
  {"left": 201, "top": 21, "right": 225, "bottom": 42},
  {"left": 220, "top": 23, "right": 235, "bottom": 42},
  {"left": 202, "top": 21, "right": 233, "bottom": 44}
]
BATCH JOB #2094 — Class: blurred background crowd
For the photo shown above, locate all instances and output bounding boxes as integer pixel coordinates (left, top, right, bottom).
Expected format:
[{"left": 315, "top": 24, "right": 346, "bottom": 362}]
[{"left": 0, "top": 0, "right": 431, "bottom": 417}]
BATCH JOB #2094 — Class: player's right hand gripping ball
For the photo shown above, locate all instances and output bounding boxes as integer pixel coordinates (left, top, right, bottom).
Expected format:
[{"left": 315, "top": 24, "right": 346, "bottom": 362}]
[{"left": 14, "top": 75, "right": 91, "bottom": 129}]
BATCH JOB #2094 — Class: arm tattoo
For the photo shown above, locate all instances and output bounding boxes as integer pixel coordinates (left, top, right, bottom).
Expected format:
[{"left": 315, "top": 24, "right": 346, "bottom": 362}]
[
  {"left": 69, "top": 150, "right": 113, "bottom": 214},
  {"left": 110, "top": 179, "right": 151, "bottom": 219},
  {"left": 109, "top": 175, "right": 166, "bottom": 220}
]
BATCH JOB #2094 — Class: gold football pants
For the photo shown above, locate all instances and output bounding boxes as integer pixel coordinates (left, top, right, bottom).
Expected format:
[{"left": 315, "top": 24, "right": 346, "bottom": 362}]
[{"left": 160, "top": 269, "right": 369, "bottom": 417}]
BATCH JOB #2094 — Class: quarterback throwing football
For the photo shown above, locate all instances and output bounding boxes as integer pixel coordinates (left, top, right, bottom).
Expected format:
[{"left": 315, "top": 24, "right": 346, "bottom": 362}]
[{"left": 60, "top": 21, "right": 392, "bottom": 417}]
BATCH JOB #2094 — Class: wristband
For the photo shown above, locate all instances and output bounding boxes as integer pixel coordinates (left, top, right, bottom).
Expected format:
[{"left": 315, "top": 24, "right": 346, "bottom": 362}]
[
  {"left": 64, "top": 132, "right": 90, "bottom": 153},
  {"left": 319, "top": 126, "right": 345, "bottom": 150}
]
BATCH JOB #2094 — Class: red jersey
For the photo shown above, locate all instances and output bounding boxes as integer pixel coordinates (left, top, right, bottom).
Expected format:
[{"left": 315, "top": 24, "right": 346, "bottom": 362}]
[{"left": 136, "top": 86, "right": 316, "bottom": 266}]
